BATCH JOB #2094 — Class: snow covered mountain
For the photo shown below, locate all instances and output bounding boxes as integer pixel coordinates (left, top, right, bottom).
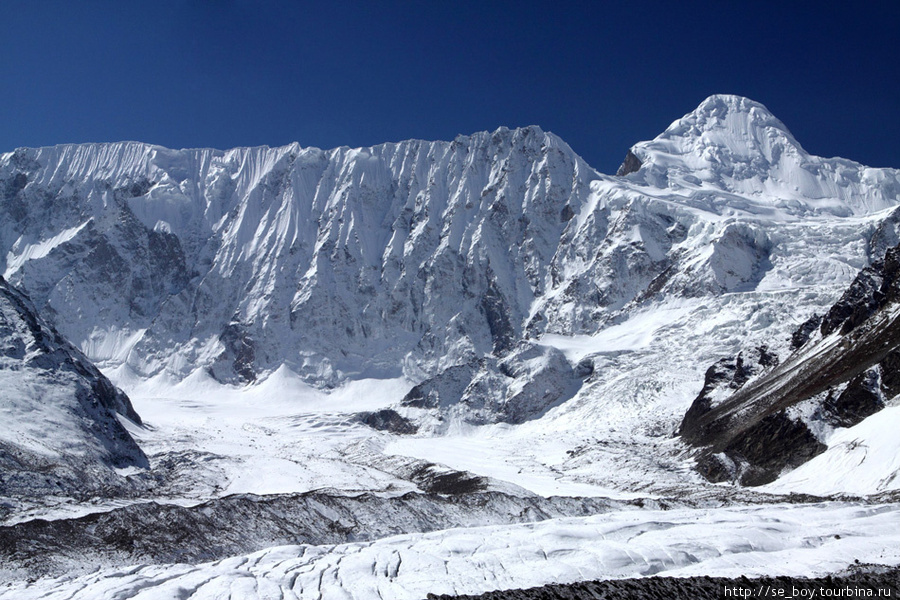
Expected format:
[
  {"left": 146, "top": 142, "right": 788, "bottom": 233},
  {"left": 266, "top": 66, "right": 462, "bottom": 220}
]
[
  {"left": 3, "top": 94, "right": 900, "bottom": 598},
  {"left": 3, "top": 95, "right": 899, "bottom": 428},
  {"left": 1, "top": 128, "right": 599, "bottom": 393},
  {"left": 628, "top": 95, "right": 898, "bottom": 217}
]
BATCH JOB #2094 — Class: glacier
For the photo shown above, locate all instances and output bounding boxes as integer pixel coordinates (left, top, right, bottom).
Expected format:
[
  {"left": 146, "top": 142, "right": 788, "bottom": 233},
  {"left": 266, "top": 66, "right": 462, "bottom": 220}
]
[{"left": 6, "top": 502, "right": 900, "bottom": 599}]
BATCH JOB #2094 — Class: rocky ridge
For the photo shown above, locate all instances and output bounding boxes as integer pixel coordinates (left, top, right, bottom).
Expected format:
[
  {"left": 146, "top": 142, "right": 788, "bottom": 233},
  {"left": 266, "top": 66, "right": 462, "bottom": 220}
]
[
  {"left": 681, "top": 244, "right": 900, "bottom": 485},
  {"left": 0, "top": 277, "right": 145, "bottom": 498}
]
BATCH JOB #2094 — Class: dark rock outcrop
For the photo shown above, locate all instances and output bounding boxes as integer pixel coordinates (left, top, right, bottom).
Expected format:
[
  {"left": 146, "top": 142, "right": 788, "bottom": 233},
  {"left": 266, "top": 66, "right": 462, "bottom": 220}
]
[
  {"left": 211, "top": 322, "right": 257, "bottom": 383},
  {"left": 790, "top": 314, "right": 822, "bottom": 350},
  {"left": 616, "top": 149, "right": 643, "bottom": 176},
  {"left": 427, "top": 567, "right": 900, "bottom": 600},
  {"left": 482, "top": 276, "right": 516, "bottom": 355},
  {"left": 680, "top": 347, "right": 776, "bottom": 439},
  {"left": 681, "top": 246, "right": 900, "bottom": 485},
  {"left": 695, "top": 412, "right": 826, "bottom": 486},
  {"left": 356, "top": 409, "right": 418, "bottom": 434}
]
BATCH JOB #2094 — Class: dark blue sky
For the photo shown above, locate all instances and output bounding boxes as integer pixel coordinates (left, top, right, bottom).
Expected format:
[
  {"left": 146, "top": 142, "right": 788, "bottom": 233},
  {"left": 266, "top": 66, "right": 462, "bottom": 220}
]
[{"left": 2, "top": 1, "right": 898, "bottom": 173}]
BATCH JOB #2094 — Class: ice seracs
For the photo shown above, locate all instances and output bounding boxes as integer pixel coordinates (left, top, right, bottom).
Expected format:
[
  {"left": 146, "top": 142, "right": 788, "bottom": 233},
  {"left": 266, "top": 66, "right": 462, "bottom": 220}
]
[{"left": 681, "top": 243, "right": 900, "bottom": 488}]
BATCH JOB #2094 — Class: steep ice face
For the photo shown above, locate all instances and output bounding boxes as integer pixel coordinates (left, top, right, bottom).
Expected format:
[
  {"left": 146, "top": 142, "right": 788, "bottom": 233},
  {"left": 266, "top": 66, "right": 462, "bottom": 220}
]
[{"left": 0, "top": 128, "right": 600, "bottom": 391}]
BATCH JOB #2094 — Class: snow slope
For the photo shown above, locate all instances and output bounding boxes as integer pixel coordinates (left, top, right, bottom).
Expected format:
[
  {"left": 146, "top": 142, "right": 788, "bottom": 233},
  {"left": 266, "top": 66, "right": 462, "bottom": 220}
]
[{"left": 765, "top": 405, "right": 900, "bottom": 495}]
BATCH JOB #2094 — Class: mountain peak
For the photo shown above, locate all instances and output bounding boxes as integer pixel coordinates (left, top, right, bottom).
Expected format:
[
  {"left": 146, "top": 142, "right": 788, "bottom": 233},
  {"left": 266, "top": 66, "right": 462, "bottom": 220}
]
[
  {"left": 664, "top": 94, "right": 799, "bottom": 149},
  {"left": 619, "top": 95, "right": 900, "bottom": 216},
  {"left": 633, "top": 95, "right": 804, "bottom": 171}
]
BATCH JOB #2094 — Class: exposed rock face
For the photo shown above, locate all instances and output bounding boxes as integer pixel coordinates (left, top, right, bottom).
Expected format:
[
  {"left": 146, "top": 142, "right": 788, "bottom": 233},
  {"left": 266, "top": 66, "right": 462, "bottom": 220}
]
[
  {"left": 680, "top": 346, "right": 777, "bottom": 437},
  {"left": 356, "top": 409, "right": 418, "bottom": 434},
  {"left": 0, "top": 277, "right": 146, "bottom": 498},
  {"left": 790, "top": 314, "right": 822, "bottom": 350},
  {"left": 693, "top": 412, "right": 827, "bottom": 486},
  {"left": 681, "top": 246, "right": 900, "bottom": 485},
  {"left": 616, "top": 149, "right": 642, "bottom": 176},
  {"left": 820, "top": 247, "right": 900, "bottom": 336}
]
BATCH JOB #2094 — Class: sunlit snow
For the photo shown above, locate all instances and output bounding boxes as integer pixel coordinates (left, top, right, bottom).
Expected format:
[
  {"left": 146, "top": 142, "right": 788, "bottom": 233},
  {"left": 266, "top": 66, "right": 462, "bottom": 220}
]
[{"left": 3, "top": 95, "right": 900, "bottom": 597}]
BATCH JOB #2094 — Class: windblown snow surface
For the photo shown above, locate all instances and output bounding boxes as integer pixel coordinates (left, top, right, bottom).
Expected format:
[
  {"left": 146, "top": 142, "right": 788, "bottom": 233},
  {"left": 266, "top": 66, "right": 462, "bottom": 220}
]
[{"left": 3, "top": 95, "right": 900, "bottom": 598}]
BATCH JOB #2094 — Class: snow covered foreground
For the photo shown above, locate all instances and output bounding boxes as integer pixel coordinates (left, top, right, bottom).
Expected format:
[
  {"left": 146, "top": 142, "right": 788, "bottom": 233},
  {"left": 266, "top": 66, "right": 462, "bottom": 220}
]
[{"left": 5, "top": 502, "right": 899, "bottom": 600}]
